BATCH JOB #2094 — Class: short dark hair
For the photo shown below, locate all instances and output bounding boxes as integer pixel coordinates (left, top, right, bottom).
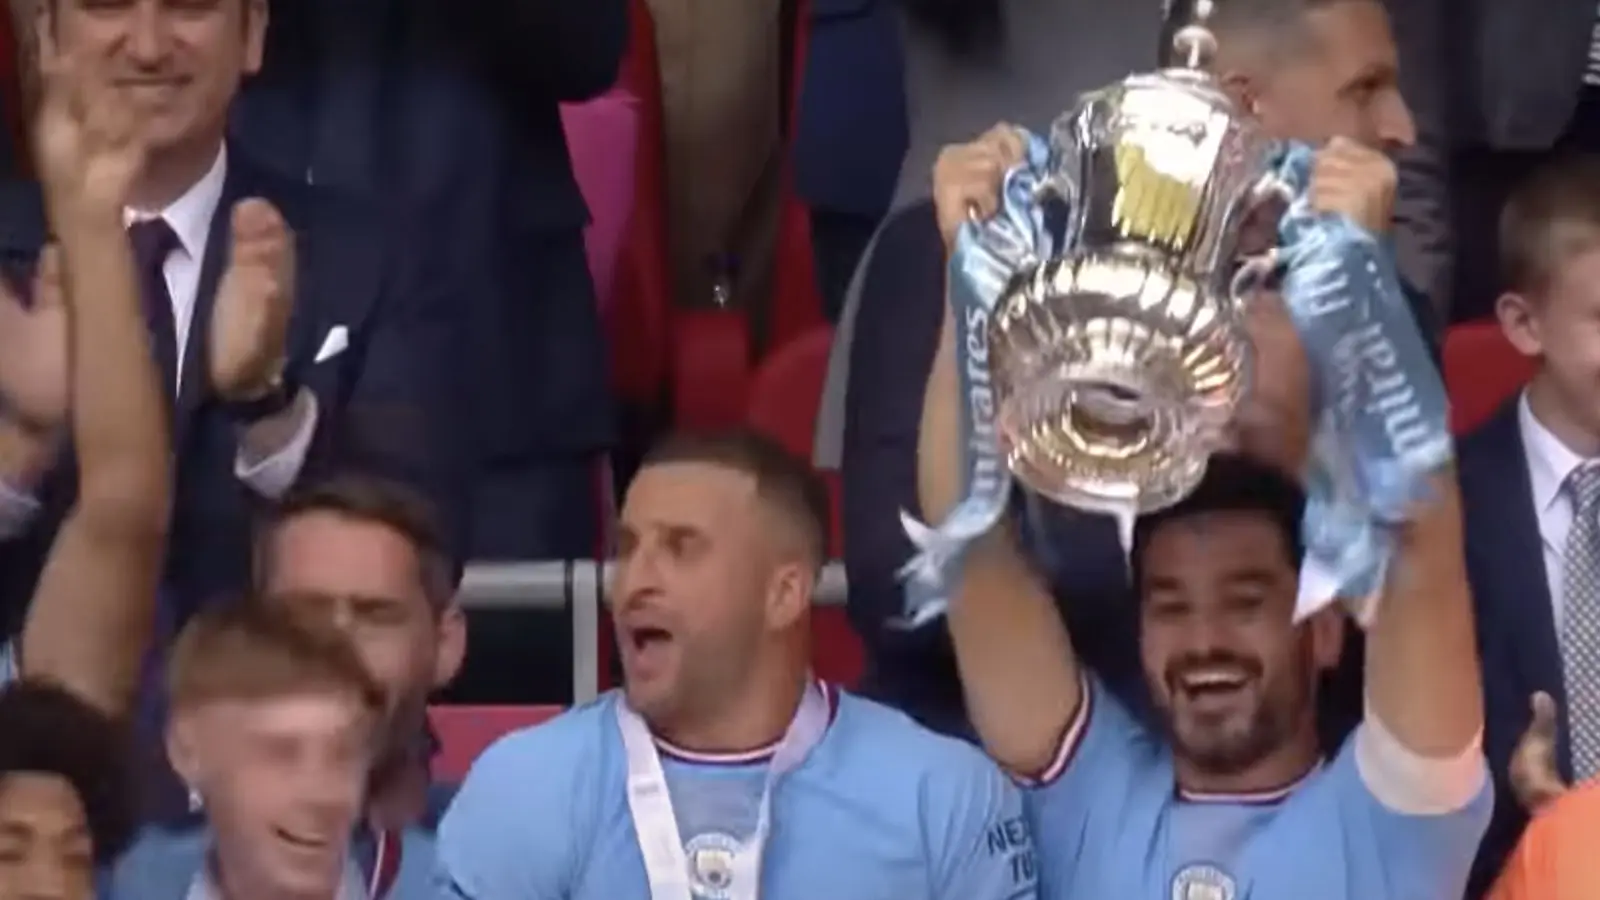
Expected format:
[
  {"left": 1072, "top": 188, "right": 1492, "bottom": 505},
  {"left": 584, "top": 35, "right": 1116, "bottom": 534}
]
[
  {"left": 0, "top": 680, "right": 137, "bottom": 864},
  {"left": 167, "top": 596, "right": 386, "bottom": 717},
  {"left": 1205, "top": 0, "right": 1368, "bottom": 57},
  {"left": 1499, "top": 155, "right": 1600, "bottom": 295},
  {"left": 256, "top": 474, "right": 458, "bottom": 608},
  {"left": 1130, "top": 453, "right": 1306, "bottom": 588},
  {"left": 640, "top": 429, "right": 831, "bottom": 567}
]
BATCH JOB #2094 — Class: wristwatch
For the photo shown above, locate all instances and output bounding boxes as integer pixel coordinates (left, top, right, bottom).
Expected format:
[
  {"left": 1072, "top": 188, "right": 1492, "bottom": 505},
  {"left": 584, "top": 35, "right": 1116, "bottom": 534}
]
[{"left": 222, "top": 372, "right": 298, "bottom": 424}]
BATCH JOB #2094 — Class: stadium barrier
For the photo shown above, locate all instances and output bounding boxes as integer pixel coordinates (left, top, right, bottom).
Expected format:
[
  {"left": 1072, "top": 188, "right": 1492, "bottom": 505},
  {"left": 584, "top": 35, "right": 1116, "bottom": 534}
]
[{"left": 457, "top": 560, "right": 849, "bottom": 703}]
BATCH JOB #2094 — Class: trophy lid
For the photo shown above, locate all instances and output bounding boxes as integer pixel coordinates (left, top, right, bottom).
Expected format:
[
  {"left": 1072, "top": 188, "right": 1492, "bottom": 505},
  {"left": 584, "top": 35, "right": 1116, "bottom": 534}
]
[{"left": 1159, "top": 0, "right": 1220, "bottom": 71}]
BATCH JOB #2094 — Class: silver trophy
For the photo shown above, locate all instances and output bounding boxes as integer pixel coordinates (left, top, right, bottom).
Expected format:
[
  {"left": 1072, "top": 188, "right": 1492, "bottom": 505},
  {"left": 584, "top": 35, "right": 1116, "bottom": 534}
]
[{"left": 986, "top": 0, "right": 1289, "bottom": 516}]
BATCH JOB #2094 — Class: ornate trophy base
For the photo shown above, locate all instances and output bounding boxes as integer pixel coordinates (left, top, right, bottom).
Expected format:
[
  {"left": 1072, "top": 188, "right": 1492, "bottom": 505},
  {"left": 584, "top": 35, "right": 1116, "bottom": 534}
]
[{"left": 991, "top": 246, "right": 1249, "bottom": 515}]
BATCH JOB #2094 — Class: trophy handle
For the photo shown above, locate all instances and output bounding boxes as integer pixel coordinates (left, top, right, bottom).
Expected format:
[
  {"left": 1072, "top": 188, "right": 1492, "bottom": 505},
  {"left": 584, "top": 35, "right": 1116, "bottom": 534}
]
[{"left": 1229, "top": 249, "right": 1280, "bottom": 308}]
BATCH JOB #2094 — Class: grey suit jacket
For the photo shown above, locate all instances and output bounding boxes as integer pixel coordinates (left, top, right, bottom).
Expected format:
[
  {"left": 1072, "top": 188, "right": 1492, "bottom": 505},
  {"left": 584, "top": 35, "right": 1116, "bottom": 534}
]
[{"left": 815, "top": 0, "right": 1454, "bottom": 467}]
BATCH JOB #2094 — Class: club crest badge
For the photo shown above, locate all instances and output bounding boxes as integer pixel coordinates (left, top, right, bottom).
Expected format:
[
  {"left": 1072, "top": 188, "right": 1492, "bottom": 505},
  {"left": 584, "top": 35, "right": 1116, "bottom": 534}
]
[
  {"left": 1171, "top": 864, "right": 1236, "bottom": 900},
  {"left": 684, "top": 832, "right": 741, "bottom": 899}
]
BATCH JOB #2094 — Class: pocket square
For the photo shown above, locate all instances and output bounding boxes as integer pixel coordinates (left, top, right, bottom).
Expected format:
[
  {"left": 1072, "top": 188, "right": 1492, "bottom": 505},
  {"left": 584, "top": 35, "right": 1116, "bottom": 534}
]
[{"left": 314, "top": 326, "right": 349, "bottom": 363}]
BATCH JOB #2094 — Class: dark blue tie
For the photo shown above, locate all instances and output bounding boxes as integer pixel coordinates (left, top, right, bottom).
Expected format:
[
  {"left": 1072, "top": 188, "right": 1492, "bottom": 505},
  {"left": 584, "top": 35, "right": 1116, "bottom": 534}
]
[{"left": 128, "top": 218, "right": 180, "bottom": 400}]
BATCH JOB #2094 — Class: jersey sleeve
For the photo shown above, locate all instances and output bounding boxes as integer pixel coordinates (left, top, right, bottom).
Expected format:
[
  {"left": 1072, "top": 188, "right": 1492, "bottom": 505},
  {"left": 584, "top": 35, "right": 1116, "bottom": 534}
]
[
  {"left": 432, "top": 716, "right": 596, "bottom": 899},
  {"left": 1020, "top": 672, "right": 1160, "bottom": 848},
  {"left": 925, "top": 742, "right": 1039, "bottom": 900},
  {"left": 1320, "top": 721, "right": 1493, "bottom": 897}
]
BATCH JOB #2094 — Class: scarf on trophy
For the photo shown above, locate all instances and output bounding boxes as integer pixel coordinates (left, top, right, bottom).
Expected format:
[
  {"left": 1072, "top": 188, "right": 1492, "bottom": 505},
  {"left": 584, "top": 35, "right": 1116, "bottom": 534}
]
[{"left": 899, "top": 132, "right": 1452, "bottom": 628}]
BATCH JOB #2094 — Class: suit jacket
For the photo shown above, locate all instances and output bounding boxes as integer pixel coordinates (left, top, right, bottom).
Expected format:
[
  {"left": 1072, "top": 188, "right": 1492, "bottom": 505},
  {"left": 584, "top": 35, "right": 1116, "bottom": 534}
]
[
  {"left": 232, "top": 0, "right": 624, "bottom": 463},
  {"left": 0, "top": 146, "right": 468, "bottom": 636},
  {"left": 1448, "top": 0, "right": 1596, "bottom": 150},
  {"left": 1459, "top": 397, "right": 1575, "bottom": 898},
  {"left": 791, "top": 0, "right": 908, "bottom": 219}
]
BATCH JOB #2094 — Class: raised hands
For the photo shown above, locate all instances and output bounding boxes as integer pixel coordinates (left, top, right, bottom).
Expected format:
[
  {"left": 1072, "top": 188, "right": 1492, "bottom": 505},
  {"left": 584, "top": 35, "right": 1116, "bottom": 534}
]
[
  {"left": 209, "top": 198, "right": 296, "bottom": 402},
  {"left": 931, "top": 123, "right": 1027, "bottom": 252},
  {"left": 32, "top": 44, "right": 145, "bottom": 223}
]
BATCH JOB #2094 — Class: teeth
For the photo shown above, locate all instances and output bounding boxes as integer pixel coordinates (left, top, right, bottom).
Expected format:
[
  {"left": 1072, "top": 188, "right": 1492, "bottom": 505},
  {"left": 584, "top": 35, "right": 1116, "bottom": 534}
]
[{"left": 1182, "top": 670, "right": 1245, "bottom": 688}]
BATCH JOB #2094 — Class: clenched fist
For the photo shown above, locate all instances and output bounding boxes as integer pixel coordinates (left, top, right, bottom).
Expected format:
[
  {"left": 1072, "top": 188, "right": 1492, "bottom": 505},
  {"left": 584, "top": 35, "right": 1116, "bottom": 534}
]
[
  {"left": 932, "top": 123, "right": 1028, "bottom": 251},
  {"left": 1308, "top": 137, "right": 1396, "bottom": 236},
  {"left": 208, "top": 199, "right": 296, "bottom": 401}
]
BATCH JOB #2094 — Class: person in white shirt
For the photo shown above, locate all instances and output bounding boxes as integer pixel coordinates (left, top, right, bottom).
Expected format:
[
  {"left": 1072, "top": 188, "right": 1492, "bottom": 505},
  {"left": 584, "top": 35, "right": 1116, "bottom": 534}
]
[
  {"left": 0, "top": 0, "right": 466, "bottom": 749},
  {"left": 1458, "top": 154, "right": 1600, "bottom": 896}
]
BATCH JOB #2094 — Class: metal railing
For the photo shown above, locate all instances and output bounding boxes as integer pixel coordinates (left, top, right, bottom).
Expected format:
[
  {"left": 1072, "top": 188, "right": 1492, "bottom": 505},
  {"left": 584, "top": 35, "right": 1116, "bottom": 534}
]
[{"left": 457, "top": 560, "right": 848, "bottom": 702}]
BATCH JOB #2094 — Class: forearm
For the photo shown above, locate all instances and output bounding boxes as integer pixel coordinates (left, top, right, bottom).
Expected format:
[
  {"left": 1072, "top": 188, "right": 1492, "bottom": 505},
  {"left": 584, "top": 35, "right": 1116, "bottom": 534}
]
[
  {"left": 24, "top": 210, "right": 169, "bottom": 714},
  {"left": 58, "top": 211, "right": 170, "bottom": 523},
  {"left": 920, "top": 303, "right": 1081, "bottom": 774},
  {"left": 1365, "top": 474, "right": 1483, "bottom": 756}
]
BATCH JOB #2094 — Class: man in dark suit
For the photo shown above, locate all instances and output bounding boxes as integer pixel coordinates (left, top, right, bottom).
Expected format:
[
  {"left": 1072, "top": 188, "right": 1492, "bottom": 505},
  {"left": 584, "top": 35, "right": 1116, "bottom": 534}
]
[
  {"left": 231, "top": 0, "right": 623, "bottom": 566},
  {"left": 227, "top": 0, "right": 624, "bottom": 704},
  {"left": 792, "top": 0, "right": 906, "bottom": 321},
  {"left": 1457, "top": 158, "right": 1600, "bottom": 896},
  {"left": 0, "top": 0, "right": 464, "bottom": 655}
]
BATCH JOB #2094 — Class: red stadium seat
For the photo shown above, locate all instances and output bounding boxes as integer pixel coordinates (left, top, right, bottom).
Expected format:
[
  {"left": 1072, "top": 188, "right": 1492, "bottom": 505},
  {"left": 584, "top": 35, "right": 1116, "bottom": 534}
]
[
  {"left": 746, "top": 325, "right": 841, "bottom": 553},
  {"left": 746, "top": 325, "right": 863, "bottom": 687},
  {"left": 769, "top": 194, "right": 825, "bottom": 349},
  {"left": 1443, "top": 321, "right": 1536, "bottom": 435},
  {"left": 428, "top": 705, "right": 565, "bottom": 782}
]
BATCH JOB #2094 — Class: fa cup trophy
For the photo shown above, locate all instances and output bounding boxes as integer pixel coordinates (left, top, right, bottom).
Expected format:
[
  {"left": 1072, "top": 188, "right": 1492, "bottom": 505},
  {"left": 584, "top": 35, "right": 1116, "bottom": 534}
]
[
  {"left": 900, "top": 0, "right": 1452, "bottom": 627},
  {"left": 986, "top": 0, "right": 1286, "bottom": 518}
]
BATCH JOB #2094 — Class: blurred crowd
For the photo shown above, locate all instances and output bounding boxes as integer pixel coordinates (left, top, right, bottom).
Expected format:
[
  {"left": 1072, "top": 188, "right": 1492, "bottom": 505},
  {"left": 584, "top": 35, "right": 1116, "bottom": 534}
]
[{"left": 4, "top": 0, "right": 1600, "bottom": 897}]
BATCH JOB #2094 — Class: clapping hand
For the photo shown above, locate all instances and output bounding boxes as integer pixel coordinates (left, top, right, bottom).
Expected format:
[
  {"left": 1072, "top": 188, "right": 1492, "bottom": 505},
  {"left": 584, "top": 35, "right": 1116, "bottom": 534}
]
[{"left": 208, "top": 198, "right": 295, "bottom": 402}]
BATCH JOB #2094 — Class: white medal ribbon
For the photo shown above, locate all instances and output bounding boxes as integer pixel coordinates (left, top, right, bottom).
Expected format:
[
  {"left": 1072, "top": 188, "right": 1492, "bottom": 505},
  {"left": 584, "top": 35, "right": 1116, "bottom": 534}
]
[{"left": 616, "top": 680, "right": 831, "bottom": 900}]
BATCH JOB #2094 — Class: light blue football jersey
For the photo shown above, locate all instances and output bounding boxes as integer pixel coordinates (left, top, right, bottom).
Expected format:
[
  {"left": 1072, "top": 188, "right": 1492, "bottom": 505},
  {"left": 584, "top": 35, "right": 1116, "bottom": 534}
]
[
  {"left": 107, "top": 822, "right": 436, "bottom": 899},
  {"left": 434, "top": 685, "right": 1036, "bottom": 900},
  {"left": 1026, "top": 674, "right": 1492, "bottom": 899}
]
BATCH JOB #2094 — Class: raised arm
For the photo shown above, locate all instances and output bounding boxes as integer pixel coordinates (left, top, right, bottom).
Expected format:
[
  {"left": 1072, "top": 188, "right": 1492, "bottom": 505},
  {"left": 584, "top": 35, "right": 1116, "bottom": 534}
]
[
  {"left": 919, "top": 128, "right": 1082, "bottom": 776},
  {"left": 1364, "top": 475, "right": 1483, "bottom": 757},
  {"left": 20, "top": 54, "right": 169, "bottom": 716}
]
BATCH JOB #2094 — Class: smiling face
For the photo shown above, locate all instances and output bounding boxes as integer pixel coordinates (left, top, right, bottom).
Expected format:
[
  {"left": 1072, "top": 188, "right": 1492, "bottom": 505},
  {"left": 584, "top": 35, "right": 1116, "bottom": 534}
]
[
  {"left": 39, "top": 0, "right": 266, "bottom": 162},
  {"left": 1139, "top": 510, "right": 1315, "bottom": 774},
  {"left": 170, "top": 692, "right": 377, "bottom": 897}
]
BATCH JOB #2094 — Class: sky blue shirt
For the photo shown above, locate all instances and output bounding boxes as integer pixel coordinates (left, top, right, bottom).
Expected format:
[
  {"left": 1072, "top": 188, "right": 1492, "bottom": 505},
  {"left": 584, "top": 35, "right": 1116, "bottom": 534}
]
[
  {"left": 1026, "top": 675, "right": 1492, "bottom": 899},
  {"left": 434, "top": 686, "right": 1036, "bottom": 899},
  {"left": 106, "top": 821, "right": 436, "bottom": 899}
]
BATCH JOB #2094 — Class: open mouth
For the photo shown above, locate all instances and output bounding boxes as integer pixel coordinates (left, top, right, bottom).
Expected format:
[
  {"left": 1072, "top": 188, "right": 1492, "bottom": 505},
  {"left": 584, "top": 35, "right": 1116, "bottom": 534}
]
[
  {"left": 628, "top": 626, "right": 673, "bottom": 652},
  {"left": 1175, "top": 667, "right": 1251, "bottom": 707}
]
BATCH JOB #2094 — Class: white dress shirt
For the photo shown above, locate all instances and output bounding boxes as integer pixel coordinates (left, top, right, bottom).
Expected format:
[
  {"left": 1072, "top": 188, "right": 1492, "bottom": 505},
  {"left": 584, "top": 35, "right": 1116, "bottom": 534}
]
[
  {"left": 0, "top": 146, "right": 318, "bottom": 540},
  {"left": 1519, "top": 391, "right": 1595, "bottom": 631}
]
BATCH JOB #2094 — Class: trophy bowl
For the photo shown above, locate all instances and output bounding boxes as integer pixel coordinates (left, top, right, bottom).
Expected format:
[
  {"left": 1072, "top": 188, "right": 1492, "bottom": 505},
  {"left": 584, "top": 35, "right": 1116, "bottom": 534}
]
[{"left": 987, "top": 64, "right": 1286, "bottom": 515}]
